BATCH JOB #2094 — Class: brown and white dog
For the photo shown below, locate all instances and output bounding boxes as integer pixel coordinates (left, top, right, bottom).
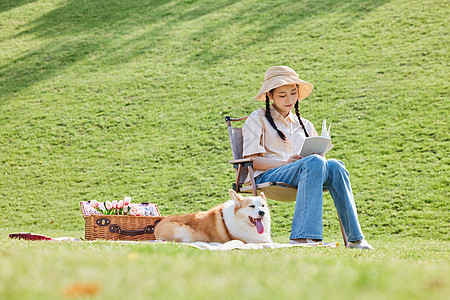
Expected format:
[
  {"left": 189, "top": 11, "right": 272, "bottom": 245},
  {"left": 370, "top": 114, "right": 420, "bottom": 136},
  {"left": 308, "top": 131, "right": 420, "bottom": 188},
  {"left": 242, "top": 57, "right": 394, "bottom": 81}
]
[{"left": 154, "top": 189, "right": 272, "bottom": 243}]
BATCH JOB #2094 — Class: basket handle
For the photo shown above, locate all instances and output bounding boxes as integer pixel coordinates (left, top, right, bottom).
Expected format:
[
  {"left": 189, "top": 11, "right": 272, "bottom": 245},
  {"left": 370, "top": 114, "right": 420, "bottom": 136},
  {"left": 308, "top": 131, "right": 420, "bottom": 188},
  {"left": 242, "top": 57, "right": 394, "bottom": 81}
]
[{"left": 109, "top": 220, "right": 161, "bottom": 236}]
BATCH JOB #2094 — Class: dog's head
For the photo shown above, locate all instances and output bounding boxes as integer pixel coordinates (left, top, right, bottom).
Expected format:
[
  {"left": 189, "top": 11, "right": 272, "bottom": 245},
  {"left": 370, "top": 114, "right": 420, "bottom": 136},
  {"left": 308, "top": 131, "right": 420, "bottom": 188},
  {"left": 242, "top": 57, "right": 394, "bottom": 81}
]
[{"left": 228, "top": 189, "right": 270, "bottom": 235}]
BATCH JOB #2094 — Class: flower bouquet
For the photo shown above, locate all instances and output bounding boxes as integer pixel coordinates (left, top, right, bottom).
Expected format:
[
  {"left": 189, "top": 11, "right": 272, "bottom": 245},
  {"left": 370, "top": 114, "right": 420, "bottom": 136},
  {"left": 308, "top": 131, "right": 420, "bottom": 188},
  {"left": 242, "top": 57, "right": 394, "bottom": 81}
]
[{"left": 80, "top": 197, "right": 160, "bottom": 217}]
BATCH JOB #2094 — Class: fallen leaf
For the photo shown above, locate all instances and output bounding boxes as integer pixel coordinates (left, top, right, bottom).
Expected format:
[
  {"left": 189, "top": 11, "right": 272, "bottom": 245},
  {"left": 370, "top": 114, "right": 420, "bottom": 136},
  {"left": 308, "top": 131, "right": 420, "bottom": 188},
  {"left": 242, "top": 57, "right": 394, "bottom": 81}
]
[{"left": 63, "top": 282, "right": 101, "bottom": 297}]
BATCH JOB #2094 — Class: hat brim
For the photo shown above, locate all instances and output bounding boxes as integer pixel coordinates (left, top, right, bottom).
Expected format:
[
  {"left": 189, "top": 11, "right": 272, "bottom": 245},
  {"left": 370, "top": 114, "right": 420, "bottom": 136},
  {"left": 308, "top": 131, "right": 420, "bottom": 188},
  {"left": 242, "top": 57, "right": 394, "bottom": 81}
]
[{"left": 254, "top": 77, "right": 314, "bottom": 101}]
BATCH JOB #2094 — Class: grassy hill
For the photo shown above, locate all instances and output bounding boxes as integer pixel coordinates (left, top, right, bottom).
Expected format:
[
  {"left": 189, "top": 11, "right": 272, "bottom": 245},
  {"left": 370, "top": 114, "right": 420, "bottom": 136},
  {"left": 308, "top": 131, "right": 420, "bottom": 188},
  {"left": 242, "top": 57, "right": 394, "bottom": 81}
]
[{"left": 0, "top": 0, "right": 448, "bottom": 299}]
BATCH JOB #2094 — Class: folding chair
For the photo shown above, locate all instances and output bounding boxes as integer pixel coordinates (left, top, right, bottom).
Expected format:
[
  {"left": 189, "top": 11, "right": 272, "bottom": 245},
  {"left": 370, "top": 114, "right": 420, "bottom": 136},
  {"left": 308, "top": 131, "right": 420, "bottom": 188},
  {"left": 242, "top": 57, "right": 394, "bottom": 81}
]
[{"left": 225, "top": 116, "right": 348, "bottom": 246}]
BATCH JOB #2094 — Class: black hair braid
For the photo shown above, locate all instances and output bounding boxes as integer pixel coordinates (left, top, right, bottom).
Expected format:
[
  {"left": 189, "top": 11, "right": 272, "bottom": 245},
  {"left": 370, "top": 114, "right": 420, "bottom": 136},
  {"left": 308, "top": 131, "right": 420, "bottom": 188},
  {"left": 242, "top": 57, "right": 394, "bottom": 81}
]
[
  {"left": 295, "top": 100, "right": 309, "bottom": 137},
  {"left": 265, "top": 94, "right": 287, "bottom": 141}
]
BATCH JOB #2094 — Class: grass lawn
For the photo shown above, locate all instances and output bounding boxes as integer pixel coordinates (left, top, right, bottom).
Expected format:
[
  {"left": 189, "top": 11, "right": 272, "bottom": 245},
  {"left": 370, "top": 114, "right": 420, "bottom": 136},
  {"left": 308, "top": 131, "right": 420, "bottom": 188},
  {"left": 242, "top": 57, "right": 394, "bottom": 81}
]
[
  {"left": 1, "top": 233, "right": 448, "bottom": 300},
  {"left": 0, "top": 0, "right": 448, "bottom": 299}
]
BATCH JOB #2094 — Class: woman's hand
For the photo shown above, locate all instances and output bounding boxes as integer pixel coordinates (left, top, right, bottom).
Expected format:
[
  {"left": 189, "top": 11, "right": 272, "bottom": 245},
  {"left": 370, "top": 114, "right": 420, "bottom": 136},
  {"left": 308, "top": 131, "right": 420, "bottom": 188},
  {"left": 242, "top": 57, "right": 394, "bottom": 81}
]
[
  {"left": 286, "top": 154, "right": 303, "bottom": 164},
  {"left": 246, "top": 154, "right": 302, "bottom": 170}
]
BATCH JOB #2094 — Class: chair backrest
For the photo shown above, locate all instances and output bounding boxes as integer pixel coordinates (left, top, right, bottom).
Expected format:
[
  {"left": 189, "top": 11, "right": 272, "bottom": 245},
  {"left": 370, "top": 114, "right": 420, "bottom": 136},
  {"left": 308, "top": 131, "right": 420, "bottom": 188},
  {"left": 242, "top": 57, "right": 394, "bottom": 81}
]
[{"left": 225, "top": 116, "right": 248, "bottom": 184}]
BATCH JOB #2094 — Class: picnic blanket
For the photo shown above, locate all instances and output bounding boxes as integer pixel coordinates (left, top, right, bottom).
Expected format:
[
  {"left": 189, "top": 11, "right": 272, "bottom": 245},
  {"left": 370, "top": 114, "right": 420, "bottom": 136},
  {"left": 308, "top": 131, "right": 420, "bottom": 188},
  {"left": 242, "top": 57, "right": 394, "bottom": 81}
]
[
  {"left": 180, "top": 240, "right": 339, "bottom": 250},
  {"left": 9, "top": 233, "right": 339, "bottom": 250}
]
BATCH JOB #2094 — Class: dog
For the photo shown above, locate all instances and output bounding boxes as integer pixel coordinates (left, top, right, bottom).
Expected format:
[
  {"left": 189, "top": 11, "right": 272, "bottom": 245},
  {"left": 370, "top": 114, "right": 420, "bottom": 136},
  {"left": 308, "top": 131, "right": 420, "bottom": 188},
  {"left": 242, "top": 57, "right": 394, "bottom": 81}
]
[{"left": 154, "top": 189, "right": 272, "bottom": 244}]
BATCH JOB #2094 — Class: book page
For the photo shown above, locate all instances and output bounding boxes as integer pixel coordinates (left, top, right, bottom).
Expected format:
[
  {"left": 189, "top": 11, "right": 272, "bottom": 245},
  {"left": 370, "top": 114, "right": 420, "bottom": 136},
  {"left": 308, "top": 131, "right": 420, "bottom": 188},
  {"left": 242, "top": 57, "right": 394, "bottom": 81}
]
[{"left": 321, "top": 119, "right": 333, "bottom": 154}]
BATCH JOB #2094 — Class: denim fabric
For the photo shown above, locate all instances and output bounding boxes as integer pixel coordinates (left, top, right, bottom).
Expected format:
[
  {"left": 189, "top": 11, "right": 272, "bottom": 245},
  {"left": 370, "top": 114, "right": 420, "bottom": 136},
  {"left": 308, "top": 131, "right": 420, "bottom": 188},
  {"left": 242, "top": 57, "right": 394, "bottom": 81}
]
[{"left": 255, "top": 155, "right": 365, "bottom": 242}]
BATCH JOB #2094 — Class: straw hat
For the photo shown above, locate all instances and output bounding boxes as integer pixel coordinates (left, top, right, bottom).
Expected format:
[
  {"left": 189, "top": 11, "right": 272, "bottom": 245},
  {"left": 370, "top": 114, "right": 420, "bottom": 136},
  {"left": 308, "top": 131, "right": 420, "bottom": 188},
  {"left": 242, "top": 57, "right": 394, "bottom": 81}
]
[{"left": 254, "top": 66, "right": 314, "bottom": 101}]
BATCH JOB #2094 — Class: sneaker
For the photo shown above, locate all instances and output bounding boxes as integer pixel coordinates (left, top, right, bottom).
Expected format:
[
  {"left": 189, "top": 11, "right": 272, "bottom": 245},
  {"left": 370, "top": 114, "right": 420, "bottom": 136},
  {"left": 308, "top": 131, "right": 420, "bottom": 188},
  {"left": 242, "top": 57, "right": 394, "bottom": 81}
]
[{"left": 347, "top": 239, "right": 374, "bottom": 250}]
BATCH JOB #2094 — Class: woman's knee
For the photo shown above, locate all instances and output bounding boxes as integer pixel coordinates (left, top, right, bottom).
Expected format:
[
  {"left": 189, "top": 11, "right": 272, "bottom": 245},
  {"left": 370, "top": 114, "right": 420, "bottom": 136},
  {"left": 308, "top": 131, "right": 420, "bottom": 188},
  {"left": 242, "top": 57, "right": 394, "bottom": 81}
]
[
  {"left": 303, "top": 154, "right": 327, "bottom": 170},
  {"left": 327, "top": 159, "right": 348, "bottom": 176}
]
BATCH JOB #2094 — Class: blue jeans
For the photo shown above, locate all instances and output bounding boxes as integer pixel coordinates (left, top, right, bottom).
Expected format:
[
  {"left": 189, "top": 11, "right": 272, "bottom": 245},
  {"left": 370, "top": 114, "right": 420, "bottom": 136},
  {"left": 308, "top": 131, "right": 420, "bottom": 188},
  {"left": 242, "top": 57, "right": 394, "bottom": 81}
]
[{"left": 255, "top": 155, "right": 364, "bottom": 242}]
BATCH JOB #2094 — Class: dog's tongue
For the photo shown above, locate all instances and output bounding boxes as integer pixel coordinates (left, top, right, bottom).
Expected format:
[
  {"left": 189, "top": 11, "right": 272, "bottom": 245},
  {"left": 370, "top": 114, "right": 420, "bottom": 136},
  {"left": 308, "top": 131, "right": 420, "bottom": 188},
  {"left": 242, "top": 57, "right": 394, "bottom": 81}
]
[{"left": 256, "top": 219, "right": 264, "bottom": 234}]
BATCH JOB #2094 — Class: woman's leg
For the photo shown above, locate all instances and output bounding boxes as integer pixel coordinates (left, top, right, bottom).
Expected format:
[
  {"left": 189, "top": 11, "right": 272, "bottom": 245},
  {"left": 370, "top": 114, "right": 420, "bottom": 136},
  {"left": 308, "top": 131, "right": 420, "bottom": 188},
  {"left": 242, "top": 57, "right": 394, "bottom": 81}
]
[
  {"left": 324, "top": 159, "right": 364, "bottom": 242},
  {"left": 255, "top": 155, "right": 327, "bottom": 240}
]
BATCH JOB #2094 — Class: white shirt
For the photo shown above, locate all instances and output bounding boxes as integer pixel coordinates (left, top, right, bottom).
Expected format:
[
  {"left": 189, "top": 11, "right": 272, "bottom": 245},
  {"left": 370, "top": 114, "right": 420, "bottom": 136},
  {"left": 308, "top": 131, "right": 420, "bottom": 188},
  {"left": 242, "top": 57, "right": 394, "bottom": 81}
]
[{"left": 242, "top": 105, "right": 318, "bottom": 179}]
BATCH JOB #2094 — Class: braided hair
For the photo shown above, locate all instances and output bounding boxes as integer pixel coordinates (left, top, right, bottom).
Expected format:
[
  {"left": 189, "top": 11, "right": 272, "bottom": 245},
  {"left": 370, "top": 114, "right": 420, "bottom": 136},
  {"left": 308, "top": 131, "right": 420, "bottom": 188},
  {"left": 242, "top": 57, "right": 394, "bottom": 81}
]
[
  {"left": 265, "top": 86, "right": 309, "bottom": 141},
  {"left": 294, "top": 100, "right": 309, "bottom": 137},
  {"left": 265, "top": 94, "right": 287, "bottom": 141}
]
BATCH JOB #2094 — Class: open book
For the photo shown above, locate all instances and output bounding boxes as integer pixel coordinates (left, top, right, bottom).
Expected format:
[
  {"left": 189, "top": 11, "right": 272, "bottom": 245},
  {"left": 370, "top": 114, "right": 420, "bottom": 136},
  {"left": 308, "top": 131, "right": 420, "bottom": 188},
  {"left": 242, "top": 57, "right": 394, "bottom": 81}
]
[{"left": 299, "top": 120, "right": 333, "bottom": 157}]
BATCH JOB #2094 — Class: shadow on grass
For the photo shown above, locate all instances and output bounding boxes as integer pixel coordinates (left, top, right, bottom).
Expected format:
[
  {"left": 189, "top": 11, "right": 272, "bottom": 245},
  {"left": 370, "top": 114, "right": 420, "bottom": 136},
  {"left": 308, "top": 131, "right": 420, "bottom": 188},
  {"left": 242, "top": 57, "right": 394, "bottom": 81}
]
[
  {"left": 0, "top": 0, "right": 36, "bottom": 13},
  {"left": 0, "top": 0, "right": 388, "bottom": 101},
  {"left": 181, "top": 0, "right": 391, "bottom": 67}
]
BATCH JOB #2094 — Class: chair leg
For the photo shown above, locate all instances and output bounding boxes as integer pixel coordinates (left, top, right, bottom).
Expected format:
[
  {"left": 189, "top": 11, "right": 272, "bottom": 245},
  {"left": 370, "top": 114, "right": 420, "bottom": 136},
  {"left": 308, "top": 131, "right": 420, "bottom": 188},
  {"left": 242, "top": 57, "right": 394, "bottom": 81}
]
[
  {"left": 337, "top": 214, "right": 348, "bottom": 247},
  {"left": 248, "top": 166, "right": 258, "bottom": 196},
  {"left": 234, "top": 164, "right": 242, "bottom": 192}
]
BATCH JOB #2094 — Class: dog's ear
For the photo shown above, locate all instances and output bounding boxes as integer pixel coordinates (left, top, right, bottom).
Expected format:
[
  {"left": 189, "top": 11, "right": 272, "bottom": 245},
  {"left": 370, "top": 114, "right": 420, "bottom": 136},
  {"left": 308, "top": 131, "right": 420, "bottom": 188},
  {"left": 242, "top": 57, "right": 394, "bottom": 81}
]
[
  {"left": 229, "top": 189, "right": 243, "bottom": 207},
  {"left": 259, "top": 192, "right": 267, "bottom": 201}
]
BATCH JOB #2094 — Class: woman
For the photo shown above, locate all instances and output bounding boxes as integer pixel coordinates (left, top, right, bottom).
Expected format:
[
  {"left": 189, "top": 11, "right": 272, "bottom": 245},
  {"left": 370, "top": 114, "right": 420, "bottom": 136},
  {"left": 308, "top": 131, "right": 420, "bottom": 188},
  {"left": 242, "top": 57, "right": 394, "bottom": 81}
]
[{"left": 242, "top": 66, "right": 374, "bottom": 250}]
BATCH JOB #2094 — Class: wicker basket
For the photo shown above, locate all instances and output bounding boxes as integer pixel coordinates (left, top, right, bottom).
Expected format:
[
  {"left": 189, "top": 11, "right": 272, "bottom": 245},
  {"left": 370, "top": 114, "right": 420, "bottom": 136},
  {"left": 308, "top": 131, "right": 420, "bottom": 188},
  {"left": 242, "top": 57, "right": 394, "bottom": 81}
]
[{"left": 84, "top": 215, "right": 165, "bottom": 241}]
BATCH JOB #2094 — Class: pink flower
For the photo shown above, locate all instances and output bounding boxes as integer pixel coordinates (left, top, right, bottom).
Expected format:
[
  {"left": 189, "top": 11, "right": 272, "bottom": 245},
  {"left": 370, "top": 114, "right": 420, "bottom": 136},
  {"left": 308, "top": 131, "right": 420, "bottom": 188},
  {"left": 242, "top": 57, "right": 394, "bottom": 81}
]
[
  {"left": 89, "top": 200, "right": 99, "bottom": 208},
  {"left": 123, "top": 197, "right": 131, "bottom": 206},
  {"left": 105, "top": 201, "right": 112, "bottom": 210},
  {"left": 111, "top": 200, "right": 118, "bottom": 209},
  {"left": 117, "top": 200, "right": 124, "bottom": 209}
]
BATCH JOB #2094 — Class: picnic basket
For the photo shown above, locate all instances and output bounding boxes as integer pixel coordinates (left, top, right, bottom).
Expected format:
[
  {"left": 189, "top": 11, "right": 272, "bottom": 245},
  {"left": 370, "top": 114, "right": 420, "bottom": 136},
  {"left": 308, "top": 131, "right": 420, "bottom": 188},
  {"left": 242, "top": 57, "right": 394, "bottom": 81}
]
[{"left": 84, "top": 215, "right": 164, "bottom": 241}]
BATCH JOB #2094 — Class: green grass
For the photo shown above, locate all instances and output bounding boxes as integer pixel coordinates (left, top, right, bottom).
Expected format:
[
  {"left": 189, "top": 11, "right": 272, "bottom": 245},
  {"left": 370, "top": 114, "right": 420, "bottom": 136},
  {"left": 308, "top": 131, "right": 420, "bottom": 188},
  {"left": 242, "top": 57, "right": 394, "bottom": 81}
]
[
  {"left": 0, "top": 0, "right": 449, "bottom": 299},
  {"left": 0, "top": 234, "right": 448, "bottom": 300}
]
